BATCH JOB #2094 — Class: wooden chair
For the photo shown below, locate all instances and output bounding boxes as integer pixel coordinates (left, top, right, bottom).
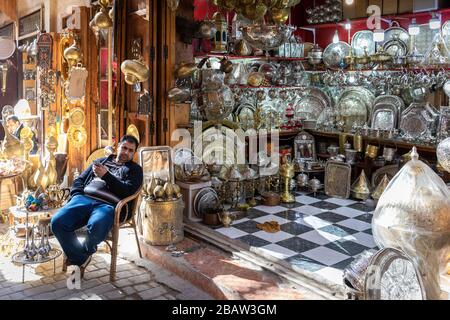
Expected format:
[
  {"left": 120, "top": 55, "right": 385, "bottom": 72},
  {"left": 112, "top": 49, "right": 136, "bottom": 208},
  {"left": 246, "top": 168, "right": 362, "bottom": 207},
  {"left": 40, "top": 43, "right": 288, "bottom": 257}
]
[{"left": 62, "top": 187, "right": 143, "bottom": 281}]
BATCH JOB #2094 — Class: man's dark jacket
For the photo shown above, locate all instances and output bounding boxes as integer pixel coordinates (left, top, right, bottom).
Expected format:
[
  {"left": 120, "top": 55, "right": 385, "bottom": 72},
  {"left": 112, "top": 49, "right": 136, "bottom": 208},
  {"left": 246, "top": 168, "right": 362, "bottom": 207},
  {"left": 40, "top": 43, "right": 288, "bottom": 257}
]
[{"left": 70, "top": 155, "right": 143, "bottom": 219}]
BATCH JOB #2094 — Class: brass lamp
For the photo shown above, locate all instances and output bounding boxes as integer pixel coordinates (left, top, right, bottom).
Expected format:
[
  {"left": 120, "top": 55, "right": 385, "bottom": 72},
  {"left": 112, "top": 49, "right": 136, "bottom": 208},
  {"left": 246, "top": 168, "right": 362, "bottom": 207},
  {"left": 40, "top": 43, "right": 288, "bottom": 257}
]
[
  {"left": 120, "top": 39, "right": 150, "bottom": 86},
  {"left": 91, "top": 0, "right": 112, "bottom": 30},
  {"left": 63, "top": 39, "right": 82, "bottom": 69}
]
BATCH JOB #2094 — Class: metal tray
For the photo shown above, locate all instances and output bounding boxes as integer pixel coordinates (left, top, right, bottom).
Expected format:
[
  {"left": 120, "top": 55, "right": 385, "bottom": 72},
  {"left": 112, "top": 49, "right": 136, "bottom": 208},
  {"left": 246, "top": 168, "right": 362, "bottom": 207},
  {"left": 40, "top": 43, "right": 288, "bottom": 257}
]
[
  {"left": 351, "top": 30, "right": 375, "bottom": 57},
  {"left": 324, "top": 161, "right": 352, "bottom": 199},
  {"left": 373, "top": 95, "right": 404, "bottom": 115},
  {"left": 383, "top": 38, "right": 408, "bottom": 57},
  {"left": 371, "top": 103, "right": 398, "bottom": 130},
  {"left": 323, "top": 41, "right": 351, "bottom": 70}
]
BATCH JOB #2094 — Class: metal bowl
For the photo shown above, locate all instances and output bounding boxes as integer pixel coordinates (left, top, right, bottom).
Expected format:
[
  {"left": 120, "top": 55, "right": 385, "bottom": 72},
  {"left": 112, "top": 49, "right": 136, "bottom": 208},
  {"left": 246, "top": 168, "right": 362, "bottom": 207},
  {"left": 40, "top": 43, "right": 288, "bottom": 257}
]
[{"left": 241, "top": 24, "right": 295, "bottom": 51}]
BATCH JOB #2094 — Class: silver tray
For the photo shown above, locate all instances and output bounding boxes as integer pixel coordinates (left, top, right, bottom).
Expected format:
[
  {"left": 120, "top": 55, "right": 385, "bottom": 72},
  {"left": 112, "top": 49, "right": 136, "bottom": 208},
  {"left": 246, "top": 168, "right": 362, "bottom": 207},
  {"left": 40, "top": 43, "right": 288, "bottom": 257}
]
[
  {"left": 381, "top": 25, "right": 410, "bottom": 48},
  {"left": 400, "top": 112, "right": 428, "bottom": 140},
  {"left": 339, "top": 87, "right": 375, "bottom": 119},
  {"left": 383, "top": 38, "right": 408, "bottom": 57},
  {"left": 373, "top": 95, "right": 404, "bottom": 115},
  {"left": 351, "top": 30, "right": 375, "bottom": 57},
  {"left": 371, "top": 103, "right": 398, "bottom": 130},
  {"left": 338, "top": 96, "right": 367, "bottom": 128},
  {"left": 364, "top": 248, "right": 426, "bottom": 300},
  {"left": 323, "top": 41, "right": 351, "bottom": 70},
  {"left": 303, "top": 87, "right": 333, "bottom": 109},
  {"left": 324, "top": 161, "right": 352, "bottom": 199},
  {"left": 197, "top": 189, "right": 220, "bottom": 217},
  {"left": 193, "top": 187, "right": 218, "bottom": 219},
  {"left": 237, "top": 105, "right": 255, "bottom": 131},
  {"left": 295, "top": 95, "right": 326, "bottom": 120}
]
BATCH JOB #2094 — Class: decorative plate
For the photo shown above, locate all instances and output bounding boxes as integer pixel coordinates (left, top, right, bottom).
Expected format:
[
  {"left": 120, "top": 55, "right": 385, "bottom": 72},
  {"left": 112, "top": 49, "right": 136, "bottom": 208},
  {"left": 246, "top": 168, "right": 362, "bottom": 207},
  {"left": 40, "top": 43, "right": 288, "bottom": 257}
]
[
  {"left": 381, "top": 25, "right": 410, "bottom": 48},
  {"left": 69, "top": 107, "right": 85, "bottom": 127},
  {"left": 323, "top": 41, "right": 351, "bottom": 70},
  {"left": 237, "top": 106, "right": 255, "bottom": 131},
  {"left": 351, "top": 30, "right": 375, "bottom": 57},
  {"left": 364, "top": 248, "right": 426, "bottom": 300},
  {"left": 383, "top": 38, "right": 408, "bottom": 57},
  {"left": 193, "top": 187, "right": 218, "bottom": 219},
  {"left": 67, "top": 126, "right": 87, "bottom": 149},
  {"left": 371, "top": 104, "right": 398, "bottom": 130},
  {"left": 295, "top": 95, "right": 326, "bottom": 120},
  {"left": 339, "top": 87, "right": 375, "bottom": 119},
  {"left": 324, "top": 161, "right": 352, "bottom": 199},
  {"left": 303, "top": 87, "right": 333, "bottom": 109},
  {"left": 338, "top": 96, "right": 368, "bottom": 128},
  {"left": 400, "top": 113, "right": 428, "bottom": 139},
  {"left": 197, "top": 189, "right": 220, "bottom": 217}
]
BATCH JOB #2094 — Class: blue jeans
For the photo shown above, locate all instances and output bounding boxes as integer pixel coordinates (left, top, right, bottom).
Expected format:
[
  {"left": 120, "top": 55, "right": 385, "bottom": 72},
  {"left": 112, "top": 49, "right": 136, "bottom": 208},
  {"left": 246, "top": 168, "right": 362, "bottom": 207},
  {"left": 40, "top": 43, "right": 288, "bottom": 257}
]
[{"left": 50, "top": 195, "right": 115, "bottom": 266}]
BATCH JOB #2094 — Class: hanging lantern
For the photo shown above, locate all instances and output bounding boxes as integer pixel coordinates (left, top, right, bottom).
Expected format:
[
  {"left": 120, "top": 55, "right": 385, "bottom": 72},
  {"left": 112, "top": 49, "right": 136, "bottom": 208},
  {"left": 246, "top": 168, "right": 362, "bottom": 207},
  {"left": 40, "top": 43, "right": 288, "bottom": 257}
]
[{"left": 211, "top": 12, "right": 228, "bottom": 53}]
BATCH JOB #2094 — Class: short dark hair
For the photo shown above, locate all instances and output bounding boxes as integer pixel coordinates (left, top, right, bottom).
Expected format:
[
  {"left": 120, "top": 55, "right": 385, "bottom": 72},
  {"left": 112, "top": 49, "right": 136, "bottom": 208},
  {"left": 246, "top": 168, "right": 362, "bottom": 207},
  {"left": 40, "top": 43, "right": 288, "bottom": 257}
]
[
  {"left": 6, "top": 115, "right": 20, "bottom": 123},
  {"left": 119, "top": 135, "right": 139, "bottom": 149}
]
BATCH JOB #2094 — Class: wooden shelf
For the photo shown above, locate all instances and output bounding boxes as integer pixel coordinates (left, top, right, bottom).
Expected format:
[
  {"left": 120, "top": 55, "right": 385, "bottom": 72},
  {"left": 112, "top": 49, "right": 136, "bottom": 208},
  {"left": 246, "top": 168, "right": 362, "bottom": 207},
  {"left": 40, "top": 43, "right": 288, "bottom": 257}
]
[
  {"left": 307, "top": 130, "right": 437, "bottom": 153},
  {"left": 300, "top": 8, "right": 450, "bottom": 30},
  {"left": 194, "top": 53, "right": 307, "bottom": 61}
]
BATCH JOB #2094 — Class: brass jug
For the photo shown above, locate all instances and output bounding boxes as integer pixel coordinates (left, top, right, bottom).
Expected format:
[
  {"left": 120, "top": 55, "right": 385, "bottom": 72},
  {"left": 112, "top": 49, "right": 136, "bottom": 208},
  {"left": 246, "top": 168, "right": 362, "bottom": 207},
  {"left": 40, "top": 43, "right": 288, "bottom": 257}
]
[{"left": 217, "top": 210, "right": 236, "bottom": 228}]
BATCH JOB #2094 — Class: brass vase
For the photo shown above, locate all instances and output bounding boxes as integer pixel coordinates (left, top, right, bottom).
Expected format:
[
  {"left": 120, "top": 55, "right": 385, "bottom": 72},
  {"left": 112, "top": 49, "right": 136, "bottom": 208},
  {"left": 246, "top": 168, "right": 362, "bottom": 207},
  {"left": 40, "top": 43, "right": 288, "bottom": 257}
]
[{"left": 280, "top": 157, "right": 295, "bottom": 203}]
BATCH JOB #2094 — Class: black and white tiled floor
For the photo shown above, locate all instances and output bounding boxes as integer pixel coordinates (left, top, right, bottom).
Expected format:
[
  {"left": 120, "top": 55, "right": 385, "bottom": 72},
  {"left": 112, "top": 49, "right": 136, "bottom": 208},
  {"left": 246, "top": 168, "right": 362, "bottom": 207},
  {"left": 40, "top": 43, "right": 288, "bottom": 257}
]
[{"left": 212, "top": 191, "right": 378, "bottom": 285}]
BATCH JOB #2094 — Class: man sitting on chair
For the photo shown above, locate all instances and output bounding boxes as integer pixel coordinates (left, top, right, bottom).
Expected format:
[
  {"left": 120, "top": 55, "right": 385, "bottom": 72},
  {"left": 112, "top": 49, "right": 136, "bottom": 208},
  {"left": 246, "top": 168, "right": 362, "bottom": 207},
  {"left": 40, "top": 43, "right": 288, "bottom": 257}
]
[{"left": 51, "top": 135, "right": 143, "bottom": 277}]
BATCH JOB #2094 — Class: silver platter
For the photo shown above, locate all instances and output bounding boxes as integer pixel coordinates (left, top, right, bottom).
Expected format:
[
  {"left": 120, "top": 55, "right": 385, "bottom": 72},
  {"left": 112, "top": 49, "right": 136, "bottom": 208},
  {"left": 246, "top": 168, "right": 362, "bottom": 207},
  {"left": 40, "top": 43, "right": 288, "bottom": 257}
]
[
  {"left": 371, "top": 103, "right": 398, "bottom": 130},
  {"left": 364, "top": 248, "right": 426, "bottom": 300},
  {"left": 443, "top": 21, "right": 450, "bottom": 52},
  {"left": 373, "top": 95, "right": 404, "bottom": 114},
  {"left": 303, "top": 87, "right": 333, "bottom": 109},
  {"left": 383, "top": 38, "right": 408, "bottom": 57},
  {"left": 381, "top": 26, "right": 410, "bottom": 48},
  {"left": 339, "top": 87, "right": 375, "bottom": 119},
  {"left": 323, "top": 41, "right": 351, "bottom": 70},
  {"left": 351, "top": 30, "right": 375, "bottom": 57},
  {"left": 296, "top": 95, "right": 326, "bottom": 120},
  {"left": 193, "top": 187, "right": 217, "bottom": 219}
]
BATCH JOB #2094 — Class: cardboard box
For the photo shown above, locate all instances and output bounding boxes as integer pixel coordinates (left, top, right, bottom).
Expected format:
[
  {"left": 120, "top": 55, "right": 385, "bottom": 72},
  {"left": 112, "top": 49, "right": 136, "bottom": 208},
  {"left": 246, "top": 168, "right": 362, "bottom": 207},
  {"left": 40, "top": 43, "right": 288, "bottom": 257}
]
[
  {"left": 383, "top": 0, "right": 398, "bottom": 15},
  {"left": 398, "top": 0, "right": 414, "bottom": 13}
]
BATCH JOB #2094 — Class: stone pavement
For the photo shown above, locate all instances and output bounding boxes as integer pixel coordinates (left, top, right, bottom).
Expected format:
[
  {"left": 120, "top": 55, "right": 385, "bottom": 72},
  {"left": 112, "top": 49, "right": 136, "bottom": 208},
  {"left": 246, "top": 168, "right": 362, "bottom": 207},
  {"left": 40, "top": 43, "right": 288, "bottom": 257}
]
[{"left": 0, "top": 226, "right": 213, "bottom": 300}]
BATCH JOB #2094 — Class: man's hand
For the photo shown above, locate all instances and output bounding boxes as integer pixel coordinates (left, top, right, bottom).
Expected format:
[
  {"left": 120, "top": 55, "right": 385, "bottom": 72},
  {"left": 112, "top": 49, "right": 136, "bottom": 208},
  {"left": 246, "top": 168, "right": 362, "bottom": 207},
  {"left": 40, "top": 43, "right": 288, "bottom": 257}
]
[{"left": 93, "top": 164, "right": 108, "bottom": 178}]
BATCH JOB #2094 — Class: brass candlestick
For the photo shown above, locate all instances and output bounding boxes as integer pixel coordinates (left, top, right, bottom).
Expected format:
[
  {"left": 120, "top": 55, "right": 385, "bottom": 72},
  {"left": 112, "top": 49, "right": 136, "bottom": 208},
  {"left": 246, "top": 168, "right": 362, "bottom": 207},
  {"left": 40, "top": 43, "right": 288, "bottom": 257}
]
[{"left": 280, "top": 157, "right": 295, "bottom": 203}]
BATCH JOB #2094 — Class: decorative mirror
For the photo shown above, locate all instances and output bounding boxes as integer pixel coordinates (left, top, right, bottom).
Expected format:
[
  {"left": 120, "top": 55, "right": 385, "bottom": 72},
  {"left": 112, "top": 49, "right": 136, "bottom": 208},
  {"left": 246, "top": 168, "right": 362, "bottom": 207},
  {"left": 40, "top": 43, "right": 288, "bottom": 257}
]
[
  {"left": 66, "top": 65, "right": 88, "bottom": 104},
  {"left": 294, "top": 131, "right": 316, "bottom": 162},
  {"left": 138, "top": 146, "right": 174, "bottom": 184}
]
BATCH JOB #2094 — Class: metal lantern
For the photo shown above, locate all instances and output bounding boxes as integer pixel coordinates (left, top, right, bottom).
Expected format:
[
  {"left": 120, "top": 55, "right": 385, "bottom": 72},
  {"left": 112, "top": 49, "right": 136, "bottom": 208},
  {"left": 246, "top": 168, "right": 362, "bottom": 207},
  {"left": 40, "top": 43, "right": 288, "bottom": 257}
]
[{"left": 212, "top": 12, "right": 228, "bottom": 53}]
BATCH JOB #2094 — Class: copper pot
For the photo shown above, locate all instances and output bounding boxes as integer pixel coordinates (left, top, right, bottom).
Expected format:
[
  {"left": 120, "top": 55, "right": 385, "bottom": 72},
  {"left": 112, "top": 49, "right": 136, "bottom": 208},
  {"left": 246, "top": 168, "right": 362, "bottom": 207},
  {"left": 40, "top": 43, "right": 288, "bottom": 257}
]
[{"left": 203, "top": 212, "right": 220, "bottom": 226}]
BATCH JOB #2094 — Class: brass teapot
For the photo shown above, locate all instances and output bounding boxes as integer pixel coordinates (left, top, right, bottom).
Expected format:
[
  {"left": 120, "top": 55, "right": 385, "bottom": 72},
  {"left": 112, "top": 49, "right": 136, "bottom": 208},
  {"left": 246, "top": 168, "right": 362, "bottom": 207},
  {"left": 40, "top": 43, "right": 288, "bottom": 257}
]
[
  {"left": 46, "top": 185, "right": 70, "bottom": 208},
  {"left": 217, "top": 210, "right": 236, "bottom": 228}
]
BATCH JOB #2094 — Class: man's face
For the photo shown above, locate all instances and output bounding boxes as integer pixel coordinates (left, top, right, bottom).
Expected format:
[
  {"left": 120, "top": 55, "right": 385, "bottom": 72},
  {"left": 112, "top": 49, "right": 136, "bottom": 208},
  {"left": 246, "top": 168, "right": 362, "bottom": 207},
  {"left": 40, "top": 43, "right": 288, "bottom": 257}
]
[
  {"left": 117, "top": 141, "right": 136, "bottom": 163},
  {"left": 6, "top": 120, "right": 19, "bottom": 134}
]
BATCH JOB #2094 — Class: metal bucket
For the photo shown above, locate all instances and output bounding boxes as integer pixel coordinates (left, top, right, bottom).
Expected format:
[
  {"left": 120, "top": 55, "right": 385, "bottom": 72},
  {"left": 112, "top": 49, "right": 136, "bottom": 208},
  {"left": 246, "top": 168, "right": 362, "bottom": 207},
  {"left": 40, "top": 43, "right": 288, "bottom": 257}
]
[{"left": 142, "top": 198, "right": 185, "bottom": 246}]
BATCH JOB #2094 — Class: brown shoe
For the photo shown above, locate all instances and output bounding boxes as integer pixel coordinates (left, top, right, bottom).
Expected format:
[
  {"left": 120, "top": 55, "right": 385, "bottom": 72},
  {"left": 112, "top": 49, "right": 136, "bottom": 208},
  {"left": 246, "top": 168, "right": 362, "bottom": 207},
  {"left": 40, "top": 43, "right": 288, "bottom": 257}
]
[{"left": 79, "top": 256, "right": 92, "bottom": 279}]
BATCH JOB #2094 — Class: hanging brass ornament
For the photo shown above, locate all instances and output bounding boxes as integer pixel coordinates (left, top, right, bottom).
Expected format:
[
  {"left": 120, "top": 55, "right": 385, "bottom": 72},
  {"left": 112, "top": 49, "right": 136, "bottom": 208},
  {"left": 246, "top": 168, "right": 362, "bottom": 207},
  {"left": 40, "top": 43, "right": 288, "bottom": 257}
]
[
  {"left": 372, "top": 174, "right": 390, "bottom": 200},
  {"left": 175, "top": 62, "right": 198, "bottom": 79},
  {"left": 63, "top": 39, "right": 82, "bottom": 69},
  {"left": 269, "top": 7, "right": 290, "bottom": 24},
  {"left": 242, "top": 3, "right": 267, "bottom": 21},
  {"left": 93, "top": 8, "right": 113, "bottom": 29},
  {"left": 120, "top": 39, "right": 150, "bottom": 85},
  {"left": 274, "top": 0, "right": 290, "bottom": 9},
  {"left": 351, "top": 170, "right": 371, "bottom": 200}
]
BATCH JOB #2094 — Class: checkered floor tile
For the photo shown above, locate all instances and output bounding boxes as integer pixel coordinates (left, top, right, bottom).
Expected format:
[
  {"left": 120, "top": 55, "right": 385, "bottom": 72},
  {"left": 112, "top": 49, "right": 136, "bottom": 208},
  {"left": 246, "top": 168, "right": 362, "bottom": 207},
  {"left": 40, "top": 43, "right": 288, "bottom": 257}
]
[{"left": 210, "top": 191, "right": 379, "bottom": 286}]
